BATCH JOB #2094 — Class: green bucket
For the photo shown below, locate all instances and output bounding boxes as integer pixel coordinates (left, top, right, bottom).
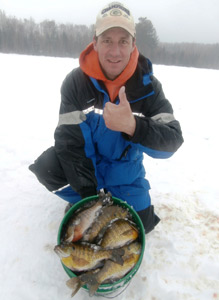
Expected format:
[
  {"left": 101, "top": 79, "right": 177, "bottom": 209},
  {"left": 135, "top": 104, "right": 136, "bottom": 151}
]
[{"left": 57, "top": 195, "right": 145, "bottom": 297}]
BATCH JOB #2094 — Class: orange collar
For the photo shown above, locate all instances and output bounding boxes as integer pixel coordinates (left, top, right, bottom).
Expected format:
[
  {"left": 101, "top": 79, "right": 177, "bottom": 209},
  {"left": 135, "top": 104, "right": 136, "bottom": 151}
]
[{"left": 79, "top": 43, "right": 139, "bottom": 102}]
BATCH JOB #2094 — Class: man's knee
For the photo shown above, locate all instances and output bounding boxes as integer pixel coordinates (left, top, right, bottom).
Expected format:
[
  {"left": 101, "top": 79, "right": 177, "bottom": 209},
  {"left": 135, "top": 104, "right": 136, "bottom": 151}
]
[{"left": 29, "top": 146, "right": 67, "bottom": 191}]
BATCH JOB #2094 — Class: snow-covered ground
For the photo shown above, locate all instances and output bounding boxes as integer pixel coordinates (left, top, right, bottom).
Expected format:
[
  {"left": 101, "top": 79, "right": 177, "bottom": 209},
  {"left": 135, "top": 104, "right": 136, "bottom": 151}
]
[{"left": 0, "top": 53, "right": 218, "bottom": 300}]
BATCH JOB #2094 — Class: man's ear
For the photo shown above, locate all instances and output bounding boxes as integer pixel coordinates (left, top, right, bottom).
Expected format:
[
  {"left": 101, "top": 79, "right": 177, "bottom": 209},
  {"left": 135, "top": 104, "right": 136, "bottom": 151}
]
[{"left": 93, "top": 36, "right": 98, "bottom": 51}]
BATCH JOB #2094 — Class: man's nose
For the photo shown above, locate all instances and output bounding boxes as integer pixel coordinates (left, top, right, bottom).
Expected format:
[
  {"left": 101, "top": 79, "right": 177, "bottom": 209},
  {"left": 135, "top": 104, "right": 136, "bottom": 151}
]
[{"left": 110, "top": 43, "right": 120, "bottom": 56}]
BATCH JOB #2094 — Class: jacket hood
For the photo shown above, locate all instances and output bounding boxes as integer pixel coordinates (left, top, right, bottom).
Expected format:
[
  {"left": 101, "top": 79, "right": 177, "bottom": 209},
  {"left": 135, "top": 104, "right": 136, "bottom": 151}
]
[{"left": 79, "top": 42, "right": 139, "bottom": 101}]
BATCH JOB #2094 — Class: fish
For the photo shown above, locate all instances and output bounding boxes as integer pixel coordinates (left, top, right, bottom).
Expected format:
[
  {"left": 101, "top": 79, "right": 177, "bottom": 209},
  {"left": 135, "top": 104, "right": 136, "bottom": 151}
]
[
  {"left": 65, "top": 268, "right": 100, "bottom": 298},
  {"left": 54, "top": 242, "right": 124, "bottom": 272},
  {"left": 121, "top": 241, "right": 142, "bottom": 259},
  {"left": 64, "top": 192, "right": 113, "bottom": 242},
  {"left": 66, "top": 242, "right": 142, "bottom": 297},
  {"left": 99, "top": 219, "right": 139, "bottom": 249},
  {"left": 82, "top": 205, "right": 130, "bottom": 243}
]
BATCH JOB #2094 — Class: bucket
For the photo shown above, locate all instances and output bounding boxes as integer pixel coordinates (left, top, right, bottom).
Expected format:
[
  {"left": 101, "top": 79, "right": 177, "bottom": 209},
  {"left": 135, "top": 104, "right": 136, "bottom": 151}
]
[{"left": 57, "top": 195, "right": 145, "bottom": 297}]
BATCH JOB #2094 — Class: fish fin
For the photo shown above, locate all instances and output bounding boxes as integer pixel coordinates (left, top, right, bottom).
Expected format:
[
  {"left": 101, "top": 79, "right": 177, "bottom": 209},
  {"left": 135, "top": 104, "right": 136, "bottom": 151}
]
[
  {"left": 122, "top": 228, "right": 138, "bottom": 238},
  {"left": 65, "top": 234, "right": 74, "bottom": 243},
  {"left": 127, "top": 221, "right": 139, "bottom": 231},
  {"left": 70, "top": 255, "right": 90, "bottom": 268},
  {"left": 122, "top": 229, "right": 135, "bottom": 236},
  {"left": 66, "top": 277, "right": 82, "bottom": 297},
  {"left": 65, "top": 225, "right": 75, "bottom": 243},
  {"left": 71, "top": 229, "right": 83, "bottom": 242},
  {"left": 81, "top": 274, "right": 100, "bottom": 297},
  {"left": 61, "top": 256, "right": 76, "bottom": 270},
  {"left": 110, "top": 248, "right": 125, "bottom": 266},
  {"left": 54, "top": 245, "right": 62, "bottom": 257}
]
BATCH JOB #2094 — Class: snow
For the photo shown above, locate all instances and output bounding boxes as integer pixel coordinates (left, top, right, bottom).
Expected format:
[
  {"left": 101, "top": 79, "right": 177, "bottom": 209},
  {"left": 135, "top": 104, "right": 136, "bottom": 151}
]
[{"left": 0, "top": 53, "right": 219, "bottom": 300}]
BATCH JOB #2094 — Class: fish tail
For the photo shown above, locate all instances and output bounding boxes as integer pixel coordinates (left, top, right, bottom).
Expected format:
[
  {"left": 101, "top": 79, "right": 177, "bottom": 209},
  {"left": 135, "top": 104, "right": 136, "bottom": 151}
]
[
  {"left": 98, "top": 191, "right": 113, "bottom": 206},
  {"left": 110, "top": 248, "right": 125, "bottom": 266},
  {"left": 88, "top": 281, "right": 100, "bottom": 297},
  {"left": 66, "top": 277, "right": 83, "bottom": 297},
  {"left": 81, "top": 274, "right": 100, "bottom": 297}
]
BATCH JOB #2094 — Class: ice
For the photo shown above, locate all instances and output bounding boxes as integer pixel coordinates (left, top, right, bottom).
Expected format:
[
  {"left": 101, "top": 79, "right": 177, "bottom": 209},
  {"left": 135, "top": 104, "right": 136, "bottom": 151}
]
[{"left": 0, "top": 53, "right": 219, "bottom": 300}]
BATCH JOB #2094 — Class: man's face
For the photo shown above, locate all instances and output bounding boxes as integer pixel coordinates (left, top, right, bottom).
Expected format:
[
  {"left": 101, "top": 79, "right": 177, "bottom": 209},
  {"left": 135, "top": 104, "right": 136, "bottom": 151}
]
[{"left": 93, "top": 27, "right": 135, "bottom": 80}]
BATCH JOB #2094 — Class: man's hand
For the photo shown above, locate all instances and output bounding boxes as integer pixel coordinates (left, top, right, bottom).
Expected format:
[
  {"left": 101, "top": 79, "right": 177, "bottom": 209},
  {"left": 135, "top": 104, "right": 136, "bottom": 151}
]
[{"left": 103, "top": 86, "right": 136, "bottom": 136}]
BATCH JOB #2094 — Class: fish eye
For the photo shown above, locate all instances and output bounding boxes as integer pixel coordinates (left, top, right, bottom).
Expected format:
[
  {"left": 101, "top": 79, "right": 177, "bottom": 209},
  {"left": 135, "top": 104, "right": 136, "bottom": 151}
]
[{"left": 71, "top": 245, "right": 75, "bottom": 250}]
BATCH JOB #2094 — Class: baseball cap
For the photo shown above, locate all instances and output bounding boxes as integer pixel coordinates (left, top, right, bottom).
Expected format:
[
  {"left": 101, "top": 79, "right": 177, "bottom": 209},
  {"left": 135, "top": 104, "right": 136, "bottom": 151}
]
[{"left": 95, "top": 2, "right": 136, "bottom": 37}]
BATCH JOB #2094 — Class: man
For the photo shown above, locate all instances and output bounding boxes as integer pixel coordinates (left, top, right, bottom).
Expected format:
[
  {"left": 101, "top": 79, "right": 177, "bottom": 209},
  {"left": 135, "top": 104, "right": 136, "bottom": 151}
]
[{"left": 29, "top": 2, "right": 183, "bottom": 234}]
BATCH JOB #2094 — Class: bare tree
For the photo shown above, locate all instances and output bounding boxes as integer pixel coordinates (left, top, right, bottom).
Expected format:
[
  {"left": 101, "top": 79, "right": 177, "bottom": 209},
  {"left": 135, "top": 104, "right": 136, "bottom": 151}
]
[{"left": 0, "top": 10, "right": 218, "bottom": 69}]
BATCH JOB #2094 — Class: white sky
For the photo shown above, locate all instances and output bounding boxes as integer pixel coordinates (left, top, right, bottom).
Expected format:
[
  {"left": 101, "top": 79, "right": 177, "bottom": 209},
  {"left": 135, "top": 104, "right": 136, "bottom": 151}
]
[{"left": 0, "top": 0, "right": 219, "bottom": 43}]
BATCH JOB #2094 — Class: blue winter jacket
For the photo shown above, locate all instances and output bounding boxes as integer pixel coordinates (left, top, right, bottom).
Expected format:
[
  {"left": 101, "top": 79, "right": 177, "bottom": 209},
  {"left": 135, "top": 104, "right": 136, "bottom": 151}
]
[{"left": 54, "top": 54, "right": 183, "bottom": 210}]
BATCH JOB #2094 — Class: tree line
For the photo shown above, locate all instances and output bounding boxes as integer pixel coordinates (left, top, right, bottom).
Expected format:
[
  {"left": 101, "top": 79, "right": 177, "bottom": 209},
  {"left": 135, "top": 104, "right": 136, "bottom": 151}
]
[{"left": 0, "top": 10, "right": 218, "bottom": 69}]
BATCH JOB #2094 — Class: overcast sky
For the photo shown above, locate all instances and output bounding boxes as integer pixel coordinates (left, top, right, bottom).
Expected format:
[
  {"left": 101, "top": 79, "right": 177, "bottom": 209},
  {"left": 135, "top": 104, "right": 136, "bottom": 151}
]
[{"left": 0, "top": 0, "right": 219, "bottom": 43}]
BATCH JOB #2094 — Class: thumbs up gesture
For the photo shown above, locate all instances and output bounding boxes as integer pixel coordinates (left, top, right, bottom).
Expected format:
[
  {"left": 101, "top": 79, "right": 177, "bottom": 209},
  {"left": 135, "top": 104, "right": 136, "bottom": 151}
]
[{"left": 103, "top": 86, "right": 136, "bottom": 136}]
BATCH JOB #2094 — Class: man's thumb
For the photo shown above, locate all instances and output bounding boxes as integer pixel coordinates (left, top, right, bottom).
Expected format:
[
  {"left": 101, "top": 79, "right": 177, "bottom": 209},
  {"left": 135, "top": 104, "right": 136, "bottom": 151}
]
[{"left": 119, "top": 86, "right": 127, "bottom": 105}]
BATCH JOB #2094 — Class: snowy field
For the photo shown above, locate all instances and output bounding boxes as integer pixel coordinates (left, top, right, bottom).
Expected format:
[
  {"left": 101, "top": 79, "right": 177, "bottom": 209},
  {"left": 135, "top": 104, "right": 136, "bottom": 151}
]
[{"left": 0, "top": 53, "right": 219, "bottom": 300}]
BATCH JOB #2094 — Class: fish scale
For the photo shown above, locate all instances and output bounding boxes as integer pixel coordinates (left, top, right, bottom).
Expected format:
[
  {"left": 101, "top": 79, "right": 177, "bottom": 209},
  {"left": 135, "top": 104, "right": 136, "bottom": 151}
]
[
  {"left": 54, "top": 242, "right": 124, "bottom": 272},
  {"left": 80, "top": 242, "right": 142, "bottom": 296},
  {"left": 100, "top": 219, "right": 139, "bottom": 249},
  {"left": 95, "top": 253, "right": 140, "bottom": 284},
  {"left": 64, "top": 192, "right": 113, "bottom": 242},
  {"left": 66, "top": 242, "right": 142, "bottom": 297},
  {"left": 82, "top": 205, "right": 130, "bottom": 242}
]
